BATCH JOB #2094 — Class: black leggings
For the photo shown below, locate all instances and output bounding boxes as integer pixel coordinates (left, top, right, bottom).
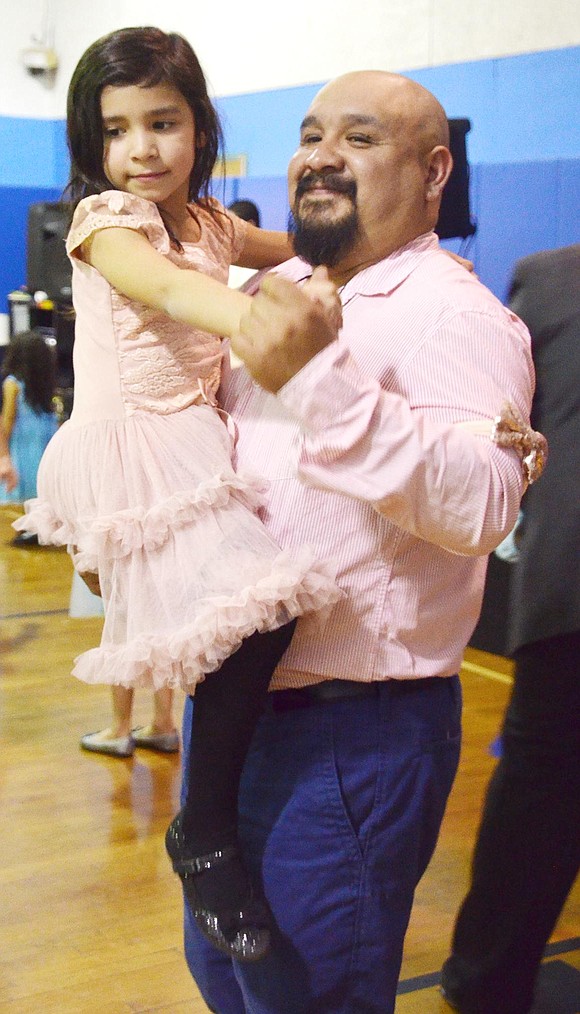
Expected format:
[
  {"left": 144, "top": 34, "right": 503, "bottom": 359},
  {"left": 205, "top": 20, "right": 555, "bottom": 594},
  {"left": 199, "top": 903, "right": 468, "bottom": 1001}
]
[{"left": 182, "top": 620, "right": 297, "bottom": 852}]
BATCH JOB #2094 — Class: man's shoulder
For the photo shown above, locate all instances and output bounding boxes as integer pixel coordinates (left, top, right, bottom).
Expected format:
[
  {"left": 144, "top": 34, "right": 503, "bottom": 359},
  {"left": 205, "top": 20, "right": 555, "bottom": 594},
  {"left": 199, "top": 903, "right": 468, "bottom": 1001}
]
[
  {"left": 341, "top": 234, "right": 493, "bottom": 309},
  {"left": 393, "top": 244, "right": 506, "bottom": 323}
]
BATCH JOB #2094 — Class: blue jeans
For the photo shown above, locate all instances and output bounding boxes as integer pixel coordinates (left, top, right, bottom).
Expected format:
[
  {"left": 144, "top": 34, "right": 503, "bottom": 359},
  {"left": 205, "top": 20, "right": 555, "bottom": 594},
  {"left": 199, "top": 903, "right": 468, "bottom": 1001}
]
[{"left": 182, "top": 675, "right": 462, "bottom": 1014}]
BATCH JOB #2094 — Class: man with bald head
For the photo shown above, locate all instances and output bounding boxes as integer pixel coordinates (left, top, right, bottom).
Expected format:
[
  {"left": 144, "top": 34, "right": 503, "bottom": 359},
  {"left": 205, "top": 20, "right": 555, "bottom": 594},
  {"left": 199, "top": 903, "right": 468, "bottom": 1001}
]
[{"left": 181, "top": 71, "right": 540, "bottom": 1014}]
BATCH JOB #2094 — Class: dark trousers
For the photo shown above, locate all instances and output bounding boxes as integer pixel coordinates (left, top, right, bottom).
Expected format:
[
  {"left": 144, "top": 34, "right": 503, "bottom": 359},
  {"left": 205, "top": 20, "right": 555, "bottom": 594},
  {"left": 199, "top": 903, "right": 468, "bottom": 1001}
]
[
  {"left": 443, "top": 632, "right": 580, "bottom": 1014},
  {"left": 182, "top": 675, "right": 461, "bottom": 1014}
]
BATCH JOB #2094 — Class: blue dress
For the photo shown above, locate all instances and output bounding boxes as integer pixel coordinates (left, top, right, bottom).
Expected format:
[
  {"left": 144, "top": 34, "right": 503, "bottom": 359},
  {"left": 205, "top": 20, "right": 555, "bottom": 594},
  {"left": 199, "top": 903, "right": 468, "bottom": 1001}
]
[{"left": 0, "top": 377, "right": 58, "bottom": 503}]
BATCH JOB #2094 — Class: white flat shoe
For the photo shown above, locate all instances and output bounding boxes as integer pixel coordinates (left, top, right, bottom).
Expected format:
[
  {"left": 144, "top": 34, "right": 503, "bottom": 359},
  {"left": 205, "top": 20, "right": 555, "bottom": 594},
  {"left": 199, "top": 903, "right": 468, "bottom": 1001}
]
[
  {"left": 80, "top": 730, "right": 135, "bottom": 758},
  {"left": 132, "top": 727, "right": 180, "bottom": 753}
]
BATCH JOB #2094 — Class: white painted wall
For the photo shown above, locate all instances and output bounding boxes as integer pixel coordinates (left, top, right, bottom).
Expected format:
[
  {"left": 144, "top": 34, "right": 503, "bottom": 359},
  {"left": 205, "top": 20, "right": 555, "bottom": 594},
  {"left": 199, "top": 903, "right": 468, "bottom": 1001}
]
[{"left": 3, "top": 0, "right": 580, "bottom": 117}]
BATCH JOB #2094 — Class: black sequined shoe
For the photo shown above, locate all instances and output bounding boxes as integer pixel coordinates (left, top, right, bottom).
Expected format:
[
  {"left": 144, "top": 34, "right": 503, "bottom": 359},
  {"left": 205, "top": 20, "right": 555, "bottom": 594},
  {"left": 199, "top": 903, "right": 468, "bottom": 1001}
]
[{"left": 165, "top": 811, "right": 271, "bottom": 962}]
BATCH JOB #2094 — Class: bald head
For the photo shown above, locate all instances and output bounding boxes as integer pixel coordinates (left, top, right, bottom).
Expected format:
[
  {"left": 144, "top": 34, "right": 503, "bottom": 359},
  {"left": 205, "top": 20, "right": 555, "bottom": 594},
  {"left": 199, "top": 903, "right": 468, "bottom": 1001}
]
[
  {"left": 316, "top": 70, "right": 450, "bottom": 152},
  {"left": 288, "top": 69, "right": 453, "bottom": 281}
]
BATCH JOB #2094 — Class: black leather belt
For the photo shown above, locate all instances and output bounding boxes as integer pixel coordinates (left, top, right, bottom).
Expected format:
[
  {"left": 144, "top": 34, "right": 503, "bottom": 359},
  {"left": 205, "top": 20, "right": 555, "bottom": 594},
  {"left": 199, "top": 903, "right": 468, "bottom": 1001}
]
[{"left": 271, "top": 679, "right": 379, "bottom": 712}]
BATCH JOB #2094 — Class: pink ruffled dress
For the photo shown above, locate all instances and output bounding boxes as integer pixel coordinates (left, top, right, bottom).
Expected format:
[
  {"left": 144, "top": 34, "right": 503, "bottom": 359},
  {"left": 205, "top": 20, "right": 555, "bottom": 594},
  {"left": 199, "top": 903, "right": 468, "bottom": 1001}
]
[{"left": 17, "top": 192, "right": 340, "bottom": 691}]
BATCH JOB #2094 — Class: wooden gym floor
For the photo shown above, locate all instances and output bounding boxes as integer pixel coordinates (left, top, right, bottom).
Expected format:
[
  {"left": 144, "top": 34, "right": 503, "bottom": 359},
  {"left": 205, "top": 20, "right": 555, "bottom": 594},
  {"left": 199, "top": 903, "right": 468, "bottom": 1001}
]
[{"left": 0, "top": 504, "right": 578, "bottom": 1013}]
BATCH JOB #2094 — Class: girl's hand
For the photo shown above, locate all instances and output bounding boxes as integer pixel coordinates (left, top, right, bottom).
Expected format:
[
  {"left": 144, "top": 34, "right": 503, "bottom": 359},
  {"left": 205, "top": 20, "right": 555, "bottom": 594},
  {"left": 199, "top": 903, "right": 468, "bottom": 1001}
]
[
  {"left": 444, "top": 250, "right": 475, "bottom": 273},
  {"left": 79, "top": 569, "right": 102, "bottom": 597},
  {"left": 302, "top": 266, "right": 343, "bottom": 331}
]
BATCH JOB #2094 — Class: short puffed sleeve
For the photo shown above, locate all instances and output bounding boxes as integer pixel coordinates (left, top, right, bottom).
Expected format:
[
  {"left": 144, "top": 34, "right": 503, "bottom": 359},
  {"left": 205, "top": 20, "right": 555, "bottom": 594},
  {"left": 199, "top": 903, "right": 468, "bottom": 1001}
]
[{"left": 66, "top": 191, "right": 171, "bottom": 259}]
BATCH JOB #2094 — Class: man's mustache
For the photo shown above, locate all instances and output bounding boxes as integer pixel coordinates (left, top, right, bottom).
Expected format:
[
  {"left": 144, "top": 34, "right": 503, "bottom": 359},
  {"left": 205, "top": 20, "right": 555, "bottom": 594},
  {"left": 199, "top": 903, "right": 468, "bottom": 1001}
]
[{"left": 295, "top": 172, "right": 357, "bottom": 201}]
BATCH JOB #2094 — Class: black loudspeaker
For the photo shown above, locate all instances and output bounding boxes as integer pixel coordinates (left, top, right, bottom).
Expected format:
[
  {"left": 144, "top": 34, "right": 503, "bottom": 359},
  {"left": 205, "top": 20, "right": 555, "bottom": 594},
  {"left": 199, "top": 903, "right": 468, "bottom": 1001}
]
[
  {"left": 435, "top": 119, "right": 476, "bottom": 241},
  {"left": 27, "top": 202, "right": 73, "bottom": 303}
]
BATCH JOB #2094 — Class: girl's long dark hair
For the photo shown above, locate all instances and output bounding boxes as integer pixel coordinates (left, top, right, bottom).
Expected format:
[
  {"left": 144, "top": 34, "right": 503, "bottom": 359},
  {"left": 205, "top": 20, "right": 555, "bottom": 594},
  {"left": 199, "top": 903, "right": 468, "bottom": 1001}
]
[
  {"left": 64, "top": 27, "right": 224, "bottom": 231},
  {"left": 2, "top": 331, "right": 56, "bottom": 413}
]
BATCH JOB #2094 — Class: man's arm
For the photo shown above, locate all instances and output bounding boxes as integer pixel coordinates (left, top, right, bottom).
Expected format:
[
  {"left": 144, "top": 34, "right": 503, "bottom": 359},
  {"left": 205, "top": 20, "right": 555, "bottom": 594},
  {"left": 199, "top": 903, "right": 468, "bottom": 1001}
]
[{"left": 233, "top": 275, "right": 532, "bottom": 557}]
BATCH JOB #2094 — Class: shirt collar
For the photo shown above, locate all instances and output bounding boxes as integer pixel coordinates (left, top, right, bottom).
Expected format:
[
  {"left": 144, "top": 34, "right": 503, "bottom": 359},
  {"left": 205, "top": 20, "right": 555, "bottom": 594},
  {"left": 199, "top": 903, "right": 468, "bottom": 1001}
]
[{"left": 276, "top": 231, "right": 440, "bottom": 299}]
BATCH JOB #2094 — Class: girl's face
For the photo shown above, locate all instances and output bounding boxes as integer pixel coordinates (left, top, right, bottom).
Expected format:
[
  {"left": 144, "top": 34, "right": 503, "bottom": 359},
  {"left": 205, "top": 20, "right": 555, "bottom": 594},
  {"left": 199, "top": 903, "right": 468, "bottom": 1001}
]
[{"left": 101, "top": 81, "right": 196, "bottom": 214}]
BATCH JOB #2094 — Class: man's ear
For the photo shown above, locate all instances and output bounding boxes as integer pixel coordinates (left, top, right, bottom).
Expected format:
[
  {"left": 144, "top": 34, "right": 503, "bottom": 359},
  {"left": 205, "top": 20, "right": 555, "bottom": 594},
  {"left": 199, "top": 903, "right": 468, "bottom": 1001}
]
[{"left": 425, "top": 146, "right": 453, "bottom": 202}]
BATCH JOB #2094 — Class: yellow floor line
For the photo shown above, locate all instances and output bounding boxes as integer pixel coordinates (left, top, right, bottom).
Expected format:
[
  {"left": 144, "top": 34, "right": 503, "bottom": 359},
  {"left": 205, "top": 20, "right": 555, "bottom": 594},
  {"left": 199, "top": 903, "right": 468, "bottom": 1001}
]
[{"left": 461, "top": 659, "right": 513, "bottom": 685}]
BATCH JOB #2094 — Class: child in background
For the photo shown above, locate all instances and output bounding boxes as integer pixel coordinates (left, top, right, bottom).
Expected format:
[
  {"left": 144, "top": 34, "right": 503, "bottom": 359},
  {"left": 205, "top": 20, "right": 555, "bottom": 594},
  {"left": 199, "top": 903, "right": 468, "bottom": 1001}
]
[
  {"left": 68, "top": 569, "right": 179, "bottom": 758},
  {"left": 1, "top": 331, "right": 58, "bottom": 543},
  {"left": 14, "top": 28, "right": 341, "bottom": 962}
]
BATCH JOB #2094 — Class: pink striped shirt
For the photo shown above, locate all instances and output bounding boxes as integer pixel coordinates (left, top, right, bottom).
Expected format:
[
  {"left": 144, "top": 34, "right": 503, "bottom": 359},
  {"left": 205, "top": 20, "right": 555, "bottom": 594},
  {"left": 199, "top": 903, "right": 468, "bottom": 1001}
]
[{"left": 221, "top": 232, "right": 535, "bottom": 688}]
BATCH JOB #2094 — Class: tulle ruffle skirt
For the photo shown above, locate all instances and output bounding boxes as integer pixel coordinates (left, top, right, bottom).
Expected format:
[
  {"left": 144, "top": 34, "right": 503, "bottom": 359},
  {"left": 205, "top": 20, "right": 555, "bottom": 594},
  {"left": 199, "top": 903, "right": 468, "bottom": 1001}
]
[{"left": 16, "top": 406, "right": 341, "bottom": 689}]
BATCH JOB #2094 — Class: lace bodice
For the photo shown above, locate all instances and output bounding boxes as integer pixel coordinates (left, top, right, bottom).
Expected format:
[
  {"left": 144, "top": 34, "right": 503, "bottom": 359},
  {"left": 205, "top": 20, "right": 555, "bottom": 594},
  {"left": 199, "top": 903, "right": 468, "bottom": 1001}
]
[{"left": 66, "top": 191, "right": 247, "bottom": 425}]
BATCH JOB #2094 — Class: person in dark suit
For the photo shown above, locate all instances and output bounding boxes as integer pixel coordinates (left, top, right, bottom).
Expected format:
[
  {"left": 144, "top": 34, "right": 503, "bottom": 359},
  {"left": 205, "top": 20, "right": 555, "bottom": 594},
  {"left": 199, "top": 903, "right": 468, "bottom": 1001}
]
[{"left": 441, "top": 244, "right": 580, "bottom": 1014}]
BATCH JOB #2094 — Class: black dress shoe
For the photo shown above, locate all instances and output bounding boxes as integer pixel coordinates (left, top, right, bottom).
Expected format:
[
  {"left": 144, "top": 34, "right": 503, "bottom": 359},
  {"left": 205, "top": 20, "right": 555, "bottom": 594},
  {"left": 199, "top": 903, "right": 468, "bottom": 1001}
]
[
  {"left": 11, "top": 532, "right": 39, "bottom": 547},
  {"left": 440, "top": 983, "right": 461, "bottom": 1010},
  {"left": 165, "top": 811, "right": 271, "bottom": 962},
  {"left": 440, "top": 960, "right": 466, "bottom": 1011}
]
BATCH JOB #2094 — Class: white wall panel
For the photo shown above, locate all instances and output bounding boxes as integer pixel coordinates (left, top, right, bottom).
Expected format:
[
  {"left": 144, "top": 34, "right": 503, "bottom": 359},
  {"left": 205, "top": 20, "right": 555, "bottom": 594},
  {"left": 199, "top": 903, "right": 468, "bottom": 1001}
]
[
  {"left": 170, "top": 0, "right": 433, "bottom": 97},
  {"left": 0, "top": 1, "right": 62, "bottom": 117},
  {"left": 431, "top": 0, "right": 580, "bottom": 65},
  {"left": 2, "top": 0, "right": 579, "bottom": 118}
]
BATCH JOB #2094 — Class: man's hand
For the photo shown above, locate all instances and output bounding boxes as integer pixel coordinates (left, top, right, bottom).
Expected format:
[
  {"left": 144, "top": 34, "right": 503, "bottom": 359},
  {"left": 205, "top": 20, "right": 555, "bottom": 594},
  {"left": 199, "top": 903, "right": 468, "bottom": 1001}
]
[
  {"left": 232, "top": 267, "right": 340, "bottom": 393},
  {"left": 302, "top": 265, "right": 343, "bottom": 332},
  {"left": 0, "top": 455, "right": 18, "bottom": 493}
]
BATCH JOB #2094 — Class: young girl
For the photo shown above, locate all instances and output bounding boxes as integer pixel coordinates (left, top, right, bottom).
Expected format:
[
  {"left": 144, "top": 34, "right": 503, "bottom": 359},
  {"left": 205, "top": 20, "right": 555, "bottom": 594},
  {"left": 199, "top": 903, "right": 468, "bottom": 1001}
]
[
  {"left": 1, "top": 331, "right": 58, "bottom": 529},
  {"left": 14, "top": 27, "right": 341, "bottom": 962}
]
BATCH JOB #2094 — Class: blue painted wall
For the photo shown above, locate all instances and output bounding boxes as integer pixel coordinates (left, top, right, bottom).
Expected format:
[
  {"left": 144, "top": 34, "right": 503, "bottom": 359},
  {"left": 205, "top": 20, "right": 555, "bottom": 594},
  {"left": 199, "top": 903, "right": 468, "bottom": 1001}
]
[
  {"left": 0, "top": 116, "right": 67, "bottom": 306},
  {"left": 0, "top": 186, "right": 62, "bottom": 307},
  {"left": 1, "top": 46, "right": 578, "bottom": 308},
  {"left": 216, "top": 48, "right": 580, "bottom": 174},
  {"left": 216, "top": 46, "right": 580, "bottom": 301},
  {"left": 0, "top": 118, "right": 68, "bottom": 187}
]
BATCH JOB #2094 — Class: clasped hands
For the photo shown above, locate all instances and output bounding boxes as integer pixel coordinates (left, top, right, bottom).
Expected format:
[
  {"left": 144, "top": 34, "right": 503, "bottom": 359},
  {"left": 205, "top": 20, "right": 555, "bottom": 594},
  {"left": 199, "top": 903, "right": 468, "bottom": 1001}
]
[{"left": 231, "top": 266, "right": 342, "bottom": 393}]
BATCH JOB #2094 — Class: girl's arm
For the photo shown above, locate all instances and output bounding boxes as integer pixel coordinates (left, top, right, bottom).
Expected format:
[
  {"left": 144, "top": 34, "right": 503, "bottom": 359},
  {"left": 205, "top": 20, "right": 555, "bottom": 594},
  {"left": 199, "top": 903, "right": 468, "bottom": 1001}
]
[
  {"left": 235, "top": 224, "right": 294, "bottom": 269},
  {"left": 1, "top": 377, "right": 19, "bottom": 441},
  {"left": 0, "top": 427, "right": 18, "bottom": 492},
  {"left": 85, "top": 228, "right": 252, "bottom": 339}
]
